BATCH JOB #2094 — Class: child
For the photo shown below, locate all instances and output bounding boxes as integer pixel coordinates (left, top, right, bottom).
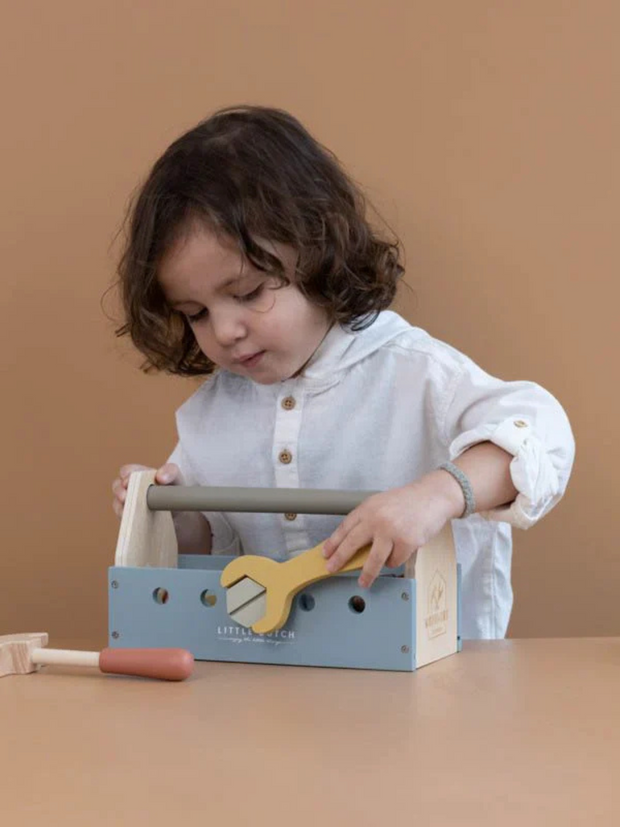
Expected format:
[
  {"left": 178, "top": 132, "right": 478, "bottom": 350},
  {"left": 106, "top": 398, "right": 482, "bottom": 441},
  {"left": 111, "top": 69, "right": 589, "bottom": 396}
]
[{"left": 111, "top": 105, "right": 575, "bottom": 639}]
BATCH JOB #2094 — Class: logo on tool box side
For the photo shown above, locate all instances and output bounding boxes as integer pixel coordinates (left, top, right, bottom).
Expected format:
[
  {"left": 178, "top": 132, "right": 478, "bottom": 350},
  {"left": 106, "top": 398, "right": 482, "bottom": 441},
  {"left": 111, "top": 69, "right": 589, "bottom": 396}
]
[
  {"left": 217, "top": 626, "right": 296, "bottom": 646},
  {"left": 425, "top": 570, "right": 448, "bottom": 639}
]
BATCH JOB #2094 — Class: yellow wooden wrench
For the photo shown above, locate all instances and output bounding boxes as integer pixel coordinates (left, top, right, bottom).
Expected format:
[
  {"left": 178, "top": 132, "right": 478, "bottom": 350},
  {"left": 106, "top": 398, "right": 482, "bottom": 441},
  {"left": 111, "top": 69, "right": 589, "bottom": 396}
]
[{"left": 221, "top": 540, "right": 371, "bottom": 634}]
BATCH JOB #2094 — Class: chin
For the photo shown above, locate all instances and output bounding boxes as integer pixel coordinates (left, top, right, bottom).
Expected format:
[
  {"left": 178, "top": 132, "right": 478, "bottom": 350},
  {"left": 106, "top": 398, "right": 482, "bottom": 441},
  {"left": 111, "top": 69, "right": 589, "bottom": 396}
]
[{"left": 251, "top": 375, "right": 280, "bottom": 385}]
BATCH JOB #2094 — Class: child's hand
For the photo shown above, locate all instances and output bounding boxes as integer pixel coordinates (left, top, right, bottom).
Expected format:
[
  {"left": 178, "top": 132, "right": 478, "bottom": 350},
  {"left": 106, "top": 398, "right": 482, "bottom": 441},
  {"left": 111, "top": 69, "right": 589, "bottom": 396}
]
[
  {"left": 111, "top": 463, "right": 184, "bottom": 518},
  {"left": 322, "top": 471, "right": 464, "bottom": 588}
]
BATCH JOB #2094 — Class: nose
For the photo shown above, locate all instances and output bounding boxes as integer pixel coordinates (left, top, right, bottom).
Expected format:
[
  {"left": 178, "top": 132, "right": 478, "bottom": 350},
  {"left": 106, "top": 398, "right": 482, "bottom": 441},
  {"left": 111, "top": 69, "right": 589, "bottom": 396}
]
[{"left": 209, "top": 307, "right": 247, "bottom": 348}]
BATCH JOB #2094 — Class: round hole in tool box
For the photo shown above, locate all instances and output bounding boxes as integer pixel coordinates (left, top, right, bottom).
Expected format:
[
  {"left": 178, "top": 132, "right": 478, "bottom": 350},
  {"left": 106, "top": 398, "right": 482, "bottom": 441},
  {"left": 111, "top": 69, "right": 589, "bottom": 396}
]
[
  {"left": 298, "top": 593, "right": 315, "bottom": 611},
  {"left": 348, "top": 596, "right": 366, "bottom": 614},
  {"left": 153, "top": 588, "right": 169, "bottom": 605},
  {"left": 200, "top": 590, "right": 217, "bottom": 607}
]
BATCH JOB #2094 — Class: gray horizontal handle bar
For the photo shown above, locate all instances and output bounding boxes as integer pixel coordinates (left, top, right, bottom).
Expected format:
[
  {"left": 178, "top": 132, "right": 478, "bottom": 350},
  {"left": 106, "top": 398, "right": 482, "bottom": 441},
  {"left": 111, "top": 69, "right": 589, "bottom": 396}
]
[{"left": 146, "top": 485, "right": 381, "bottom": 515}]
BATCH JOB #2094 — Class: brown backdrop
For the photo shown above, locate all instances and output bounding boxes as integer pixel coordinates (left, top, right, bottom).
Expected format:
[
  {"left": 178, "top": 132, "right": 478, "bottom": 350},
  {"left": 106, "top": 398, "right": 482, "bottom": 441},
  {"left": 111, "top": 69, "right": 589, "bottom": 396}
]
[{"left": 1, "top": 2, "right": 616, "bottom": 643}]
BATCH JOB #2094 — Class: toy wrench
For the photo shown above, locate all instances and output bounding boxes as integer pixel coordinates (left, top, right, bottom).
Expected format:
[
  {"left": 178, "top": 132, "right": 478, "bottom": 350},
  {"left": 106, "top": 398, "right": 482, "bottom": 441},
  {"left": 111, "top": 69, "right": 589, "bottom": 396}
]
[{"left": 221, "top": 540, "right": 371, "bottom": 634}]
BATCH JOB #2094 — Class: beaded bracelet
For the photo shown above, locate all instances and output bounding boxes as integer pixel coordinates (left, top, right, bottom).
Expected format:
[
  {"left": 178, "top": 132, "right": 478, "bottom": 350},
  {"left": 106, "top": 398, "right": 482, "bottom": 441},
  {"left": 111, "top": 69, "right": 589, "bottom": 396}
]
[{"left": 438, "top": 461, "right": 476, "bottom": 518}]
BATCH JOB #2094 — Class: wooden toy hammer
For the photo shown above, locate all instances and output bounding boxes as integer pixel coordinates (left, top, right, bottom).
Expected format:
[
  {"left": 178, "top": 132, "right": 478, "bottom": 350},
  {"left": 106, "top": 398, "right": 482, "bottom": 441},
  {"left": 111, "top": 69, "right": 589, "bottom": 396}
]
[{"left": 0, "top": 633, "right": 194, "bottom": 681}]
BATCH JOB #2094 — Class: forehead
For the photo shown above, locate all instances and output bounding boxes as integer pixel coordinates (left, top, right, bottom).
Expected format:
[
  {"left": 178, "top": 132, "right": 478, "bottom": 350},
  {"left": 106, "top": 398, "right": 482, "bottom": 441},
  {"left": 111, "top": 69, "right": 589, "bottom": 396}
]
[{"left": 158, "top": 221, "right": 245, "bottom": 299}]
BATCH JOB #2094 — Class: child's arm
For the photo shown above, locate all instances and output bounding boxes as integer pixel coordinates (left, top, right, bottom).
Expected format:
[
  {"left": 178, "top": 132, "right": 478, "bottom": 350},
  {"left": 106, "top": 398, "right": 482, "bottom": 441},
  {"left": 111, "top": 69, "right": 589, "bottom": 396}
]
[
  {"left": 324, "top": 362, "right": 574, "bottom": 587},
  {"left": 322, "top": 446, "right": 516, "bottom": 588},
  {"left": 442, "top": 440, "right": 518, "bottom": 514},
  {"left": 171, "top": 509, "right": 213, "bottom": 555},
  {"left": 440, "top": 362, "right": 576, "bottom": 530}
]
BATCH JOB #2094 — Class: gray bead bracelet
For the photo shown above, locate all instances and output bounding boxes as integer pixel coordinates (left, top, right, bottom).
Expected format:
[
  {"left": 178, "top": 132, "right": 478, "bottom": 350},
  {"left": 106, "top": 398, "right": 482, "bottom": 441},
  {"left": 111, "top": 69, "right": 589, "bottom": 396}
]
[{"left": 438, "top": 461, "right": 476, "bottom": 518}]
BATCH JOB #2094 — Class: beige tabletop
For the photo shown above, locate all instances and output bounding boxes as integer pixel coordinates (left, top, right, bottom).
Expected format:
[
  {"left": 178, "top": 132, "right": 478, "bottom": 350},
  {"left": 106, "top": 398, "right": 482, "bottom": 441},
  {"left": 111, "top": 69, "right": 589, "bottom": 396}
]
[{"left": 1, "top": 637, "right": 618, "bottom": 825}]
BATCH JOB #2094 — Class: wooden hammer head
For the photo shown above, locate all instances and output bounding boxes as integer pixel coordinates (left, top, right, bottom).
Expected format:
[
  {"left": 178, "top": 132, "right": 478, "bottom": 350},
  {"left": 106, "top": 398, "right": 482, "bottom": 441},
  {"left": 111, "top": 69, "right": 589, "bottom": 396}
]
[{"left": 0, "top": 633, "right": 48, "bottom": 677}]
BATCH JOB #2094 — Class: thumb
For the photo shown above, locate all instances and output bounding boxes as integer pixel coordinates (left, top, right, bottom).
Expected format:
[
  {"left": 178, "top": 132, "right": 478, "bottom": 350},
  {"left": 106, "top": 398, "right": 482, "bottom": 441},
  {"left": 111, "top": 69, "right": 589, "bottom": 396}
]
[{"left": 155, "top": 463, "right": 184, "bottom": 486}]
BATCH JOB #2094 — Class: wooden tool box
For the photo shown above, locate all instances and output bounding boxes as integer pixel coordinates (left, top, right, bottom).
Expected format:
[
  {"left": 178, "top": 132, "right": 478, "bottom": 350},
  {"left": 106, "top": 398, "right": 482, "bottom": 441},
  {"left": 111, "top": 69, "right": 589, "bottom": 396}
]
[{"left": 108, "top": 471, "right": 462, "bottom": 671}]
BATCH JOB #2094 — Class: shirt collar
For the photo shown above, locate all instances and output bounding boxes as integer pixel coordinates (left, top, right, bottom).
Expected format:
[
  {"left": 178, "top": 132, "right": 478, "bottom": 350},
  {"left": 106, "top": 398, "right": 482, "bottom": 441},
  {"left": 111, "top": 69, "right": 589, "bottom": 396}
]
[
  {"left": 291, "top": 310, "right": 412, "bottom": 386},
  {"left": 228, "top": 310, "right": 412, "bottom": 396}
]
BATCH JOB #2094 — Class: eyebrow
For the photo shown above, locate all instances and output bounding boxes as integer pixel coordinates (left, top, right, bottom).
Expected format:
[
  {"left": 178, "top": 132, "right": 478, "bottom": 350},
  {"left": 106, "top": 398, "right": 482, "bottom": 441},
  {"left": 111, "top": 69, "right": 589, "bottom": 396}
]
[{"left": 168, "top": 274, "right": 250, "bottom": 308}]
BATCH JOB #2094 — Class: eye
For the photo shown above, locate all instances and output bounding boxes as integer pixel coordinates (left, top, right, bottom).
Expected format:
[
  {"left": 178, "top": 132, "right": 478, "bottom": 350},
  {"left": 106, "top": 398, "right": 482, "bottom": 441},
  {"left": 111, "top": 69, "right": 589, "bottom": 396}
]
[
  {"left": 185, "top": 307, "right": 208, "bottom": 323},
  {"left": 236, "top": 284, "right": 264, "bottom": 303}
]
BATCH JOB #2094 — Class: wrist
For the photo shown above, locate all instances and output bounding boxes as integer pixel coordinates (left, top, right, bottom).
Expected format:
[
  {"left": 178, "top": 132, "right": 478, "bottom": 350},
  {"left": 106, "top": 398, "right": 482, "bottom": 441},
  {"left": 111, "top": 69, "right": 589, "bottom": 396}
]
[{"left": 424, "top": 468, "right": 467, "bottom": 520}]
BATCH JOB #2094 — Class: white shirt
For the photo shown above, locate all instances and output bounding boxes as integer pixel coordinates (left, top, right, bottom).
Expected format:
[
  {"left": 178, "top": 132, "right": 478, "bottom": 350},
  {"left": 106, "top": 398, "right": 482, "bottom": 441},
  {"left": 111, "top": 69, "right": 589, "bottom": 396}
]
[{"left": 167, "top": 311, "right": 575, "bottom": 639}]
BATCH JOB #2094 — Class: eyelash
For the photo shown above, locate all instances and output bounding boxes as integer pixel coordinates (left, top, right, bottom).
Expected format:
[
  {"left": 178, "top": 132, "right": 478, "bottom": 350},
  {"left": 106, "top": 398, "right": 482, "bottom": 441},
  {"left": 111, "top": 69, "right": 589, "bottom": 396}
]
[{"left": 185, "top": 284, "right": 265, "bottom": 323}]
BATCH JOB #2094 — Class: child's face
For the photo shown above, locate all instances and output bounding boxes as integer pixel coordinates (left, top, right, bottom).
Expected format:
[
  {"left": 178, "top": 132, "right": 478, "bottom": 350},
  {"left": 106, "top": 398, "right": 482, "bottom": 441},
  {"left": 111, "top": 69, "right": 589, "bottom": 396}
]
[{"left": 158, "top": 221, "right": 332, "bottom": 384}]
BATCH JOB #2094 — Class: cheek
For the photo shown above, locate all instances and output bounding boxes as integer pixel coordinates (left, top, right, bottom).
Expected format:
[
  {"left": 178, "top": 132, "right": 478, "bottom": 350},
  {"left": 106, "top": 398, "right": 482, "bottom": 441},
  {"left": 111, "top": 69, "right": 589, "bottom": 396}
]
[
  {"left": 192, "top": 326, "right": 216, "bottom": 356},
  {"left": 259, "top": 298, "right": 295, "bottom": 339},
  {"left": 277, "top": 291, "right": 315, "bottom": 331}
]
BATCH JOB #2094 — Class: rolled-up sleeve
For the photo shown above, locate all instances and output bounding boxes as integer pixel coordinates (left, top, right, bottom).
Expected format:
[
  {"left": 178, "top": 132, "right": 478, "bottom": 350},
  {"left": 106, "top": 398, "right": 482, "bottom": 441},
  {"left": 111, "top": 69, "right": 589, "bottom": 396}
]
[{"left": 440, "top": 359, "right": 576, "bottom": 529}]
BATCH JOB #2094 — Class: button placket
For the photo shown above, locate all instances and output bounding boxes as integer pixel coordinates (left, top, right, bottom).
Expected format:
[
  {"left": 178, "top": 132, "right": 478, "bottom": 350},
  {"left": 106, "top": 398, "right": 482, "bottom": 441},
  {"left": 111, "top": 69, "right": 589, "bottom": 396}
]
[{"left": 273, "top": 385, "right": 310, "bottom": 553}]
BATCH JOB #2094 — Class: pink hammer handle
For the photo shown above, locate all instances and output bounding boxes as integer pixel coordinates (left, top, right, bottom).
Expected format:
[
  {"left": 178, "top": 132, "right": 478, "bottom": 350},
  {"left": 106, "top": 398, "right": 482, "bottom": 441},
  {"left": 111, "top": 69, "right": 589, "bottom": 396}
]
[{"left": 98, "top": 648, "right": 194, "bottom": 681}]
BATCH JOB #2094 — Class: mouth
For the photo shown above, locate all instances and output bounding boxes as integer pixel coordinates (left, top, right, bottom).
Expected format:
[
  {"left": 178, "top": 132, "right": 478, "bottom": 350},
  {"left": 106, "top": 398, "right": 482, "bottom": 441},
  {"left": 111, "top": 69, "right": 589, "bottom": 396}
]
[{"left": 234, "top": 351, "right": 266, "bottom": 368}]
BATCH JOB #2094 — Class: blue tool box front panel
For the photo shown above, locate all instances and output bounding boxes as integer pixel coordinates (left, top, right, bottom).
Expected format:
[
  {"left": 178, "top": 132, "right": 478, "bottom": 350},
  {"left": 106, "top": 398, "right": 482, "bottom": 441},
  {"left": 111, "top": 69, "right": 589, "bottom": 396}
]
[{"left": 108, "top": 556, "right": 417, "bottom": 671}]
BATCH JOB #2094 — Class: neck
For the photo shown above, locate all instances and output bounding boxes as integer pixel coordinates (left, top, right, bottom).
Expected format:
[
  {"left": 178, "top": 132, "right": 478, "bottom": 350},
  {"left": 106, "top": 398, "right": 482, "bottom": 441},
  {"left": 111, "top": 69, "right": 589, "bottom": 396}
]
[{"left": 288, "top": 319, "right": 336, "bottom": 380}]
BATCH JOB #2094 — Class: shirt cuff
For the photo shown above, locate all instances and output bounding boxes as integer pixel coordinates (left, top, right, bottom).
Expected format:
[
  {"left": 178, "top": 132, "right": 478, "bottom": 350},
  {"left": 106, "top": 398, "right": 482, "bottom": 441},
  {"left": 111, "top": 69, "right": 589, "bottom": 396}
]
[{"left": 449, "top": 415, "right": 564, "bottom": 530}]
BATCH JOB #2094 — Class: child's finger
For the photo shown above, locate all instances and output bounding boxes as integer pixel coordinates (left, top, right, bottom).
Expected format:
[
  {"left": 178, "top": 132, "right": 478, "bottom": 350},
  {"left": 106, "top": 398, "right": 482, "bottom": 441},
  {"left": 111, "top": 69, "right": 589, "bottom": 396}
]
[
  {"left": 358, "top": 537, "right": 393, "bottom": 589},
  {"left": 155, "top": 463, "right": 184, "bottom": 485},
  {"left": 119, "top": 462, "right": 153, "bottom": 480},
  {"left": 324, "top": 521, "right": 369, "bottom": 573},
  {"left": 385, "top": 543, "right": 411, "bottom": 569},
  {"left": 111, "top": 478, "right": 127, "bottom": 500},
  {"left": 114, "top": 465, "right": 151, "bottom": 518},
  {"left": 323, "top": 514, "right": 362, "bottom": 558}
]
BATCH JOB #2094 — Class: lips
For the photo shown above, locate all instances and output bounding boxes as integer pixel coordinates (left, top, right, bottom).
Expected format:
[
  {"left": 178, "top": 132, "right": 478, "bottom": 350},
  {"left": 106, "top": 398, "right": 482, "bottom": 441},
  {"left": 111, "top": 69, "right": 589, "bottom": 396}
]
[{"left": 235, "top": 350, "right": 265, "bottom": 365}]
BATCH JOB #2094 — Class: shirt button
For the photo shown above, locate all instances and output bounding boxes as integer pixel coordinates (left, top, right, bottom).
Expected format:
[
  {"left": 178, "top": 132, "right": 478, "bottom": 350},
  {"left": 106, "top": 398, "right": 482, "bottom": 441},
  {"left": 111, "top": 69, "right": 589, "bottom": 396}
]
[
  {"left": 284, "top": 512, "right": 297, "bottom": 521},
  {"left": 278, "top": 449, "right": 293, "bottom": 464},
  {"left": 281, "top": 396, "right": 296, "bottom": 410},
  {"left": 514, "top": 420, "right": 528, "bottom": 428}
]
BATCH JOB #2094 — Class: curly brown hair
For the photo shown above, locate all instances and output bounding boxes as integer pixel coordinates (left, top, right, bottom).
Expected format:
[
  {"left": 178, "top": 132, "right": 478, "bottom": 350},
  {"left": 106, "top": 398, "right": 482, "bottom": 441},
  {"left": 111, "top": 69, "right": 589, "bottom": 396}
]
[{"left": 115, "top": 104, "right": 405, "bottom": 376}]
